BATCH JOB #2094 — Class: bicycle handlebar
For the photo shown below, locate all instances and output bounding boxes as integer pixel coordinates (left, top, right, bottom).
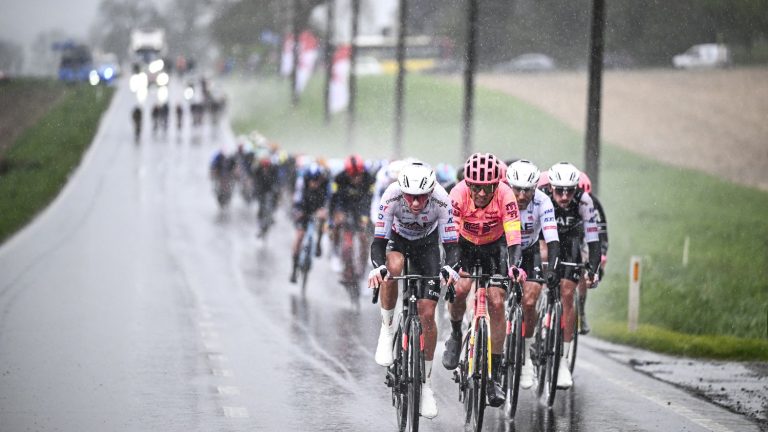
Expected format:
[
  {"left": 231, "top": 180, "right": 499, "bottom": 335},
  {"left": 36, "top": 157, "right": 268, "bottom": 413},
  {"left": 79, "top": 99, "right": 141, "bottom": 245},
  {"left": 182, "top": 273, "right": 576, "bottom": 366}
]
[{"left": 372, "top": 268, "right": 455, "bottom": 304}]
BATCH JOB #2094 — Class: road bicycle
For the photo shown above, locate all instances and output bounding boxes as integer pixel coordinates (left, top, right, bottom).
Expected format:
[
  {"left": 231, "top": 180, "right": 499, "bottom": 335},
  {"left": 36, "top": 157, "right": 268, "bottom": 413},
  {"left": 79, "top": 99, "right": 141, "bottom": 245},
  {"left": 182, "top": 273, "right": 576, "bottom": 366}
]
[
  {"left": 560, "top": 261, "right": 596, "bottom": 373},
  {"left": 297, "top": 217, "right": 318, "bottom": 296},
  {"left": 452, "top": 261, "right": 510, "bottom": 432},
  {"left": 339, "top": 213, "right": 368, "bottom": 307},
  {"left": 372, "top": 257, "right": 451, "bottom": 432},
  {"left": 501, "top": 271, "right": 526, "bottom": 420},
  {"left": 531, "top": 272, "right": 563, "bottom": 408}
]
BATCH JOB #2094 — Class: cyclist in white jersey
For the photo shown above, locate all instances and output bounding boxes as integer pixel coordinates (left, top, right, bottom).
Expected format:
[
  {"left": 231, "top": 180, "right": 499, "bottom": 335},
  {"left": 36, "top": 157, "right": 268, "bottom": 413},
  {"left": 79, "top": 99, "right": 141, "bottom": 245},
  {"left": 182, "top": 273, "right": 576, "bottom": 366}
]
[
  {"left": 367, "top": 162, "right": 459, "bottom": 419},
  {"left": 505, "top": 160, "right": 561, "bottom": 389}
]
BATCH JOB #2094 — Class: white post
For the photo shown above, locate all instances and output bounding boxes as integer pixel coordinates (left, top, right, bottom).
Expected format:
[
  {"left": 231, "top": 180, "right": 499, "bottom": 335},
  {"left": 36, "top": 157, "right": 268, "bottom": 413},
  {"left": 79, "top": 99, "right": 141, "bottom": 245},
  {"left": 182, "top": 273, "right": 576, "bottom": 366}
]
[
  {"left": 682, "top": 236, "right": 690, "bottom": 267},
  {"left": 628, "top": 256, "right": 642, "bottom": 332}
]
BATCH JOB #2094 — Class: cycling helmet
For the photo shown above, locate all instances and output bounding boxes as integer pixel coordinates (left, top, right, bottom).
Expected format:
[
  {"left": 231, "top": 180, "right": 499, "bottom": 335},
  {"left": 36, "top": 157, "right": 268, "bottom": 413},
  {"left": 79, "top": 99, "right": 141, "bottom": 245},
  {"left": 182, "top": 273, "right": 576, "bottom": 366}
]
[
  {"left": 497, "top": 159, "right": 508, "bottom": 182},
  {"left": 507, "top": 159, "right": 541, "bottom": 189},
  {"left": 386, "top": 160, "right": 406, "bottom": 180},
  {"left": 464, "top": 153, "right": 501, "bottom": 185},
  {"left": 344, "top": 154, "right": 365, "bottom": 176},
  {"left": 548, "top": 162, "right": 580, "bottom": 187},
  {"left": 434, "top": 163, "right": 457, "bottom": 186},
  {"left": 578, "top": 172, "right": 592, "bottom": 194},
  {"left": 304, "top": 163, "right": 324, "bottom": 181},
  {"left": 398, "top": 162, "right": 436, "bottom": 195}
]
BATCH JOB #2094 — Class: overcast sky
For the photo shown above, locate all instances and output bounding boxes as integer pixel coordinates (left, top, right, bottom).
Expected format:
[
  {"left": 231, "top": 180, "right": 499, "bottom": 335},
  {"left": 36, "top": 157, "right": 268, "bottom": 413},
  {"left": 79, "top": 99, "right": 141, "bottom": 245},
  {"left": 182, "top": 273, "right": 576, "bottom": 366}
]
[{"left": 0, "top": 0, "right": 167, "bottom": 48}]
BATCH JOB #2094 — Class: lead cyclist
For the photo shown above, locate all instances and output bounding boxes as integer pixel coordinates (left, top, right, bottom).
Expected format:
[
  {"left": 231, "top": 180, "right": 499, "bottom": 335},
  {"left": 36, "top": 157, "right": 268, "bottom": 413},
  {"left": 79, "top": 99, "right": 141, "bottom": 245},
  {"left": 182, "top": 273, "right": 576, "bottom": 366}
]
[{"left": 367, "top": 161, "right": 459, "bottom": 419}]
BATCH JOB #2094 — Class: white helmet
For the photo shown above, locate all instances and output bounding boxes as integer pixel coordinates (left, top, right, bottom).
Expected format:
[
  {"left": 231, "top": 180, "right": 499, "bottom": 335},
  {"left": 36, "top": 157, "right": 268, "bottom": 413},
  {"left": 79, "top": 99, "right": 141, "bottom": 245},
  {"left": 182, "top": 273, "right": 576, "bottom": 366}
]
[
  {"left": 386, "top": 160, "right": 406, "bottom": 180},
  {"left": 548, "top": 162, "right": 580, "bottom": 188},
  {"left": 398, "top": 162, "right": 436, "bottom": 195},
  {"left": 506, "top": 159, "right": 541, "bottom": 189}
]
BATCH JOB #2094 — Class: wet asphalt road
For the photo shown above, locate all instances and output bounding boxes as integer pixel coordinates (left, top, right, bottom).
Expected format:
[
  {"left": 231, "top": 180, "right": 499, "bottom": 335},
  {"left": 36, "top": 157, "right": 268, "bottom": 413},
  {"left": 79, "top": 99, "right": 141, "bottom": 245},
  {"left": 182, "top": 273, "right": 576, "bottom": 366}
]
[{"left": 0, "top": 78, "right": 762, "bottom": 431}]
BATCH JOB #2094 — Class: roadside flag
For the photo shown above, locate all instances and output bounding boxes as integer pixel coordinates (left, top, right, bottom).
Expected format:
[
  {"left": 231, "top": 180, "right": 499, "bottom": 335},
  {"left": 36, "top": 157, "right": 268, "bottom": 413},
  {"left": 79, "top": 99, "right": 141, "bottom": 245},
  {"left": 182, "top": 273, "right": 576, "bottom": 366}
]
[
  {"left": 329, "top": 44, "right": 351, "bottom": 113},
  {"left": 281, "top": 31, "right": 320, "bottom": 93}
]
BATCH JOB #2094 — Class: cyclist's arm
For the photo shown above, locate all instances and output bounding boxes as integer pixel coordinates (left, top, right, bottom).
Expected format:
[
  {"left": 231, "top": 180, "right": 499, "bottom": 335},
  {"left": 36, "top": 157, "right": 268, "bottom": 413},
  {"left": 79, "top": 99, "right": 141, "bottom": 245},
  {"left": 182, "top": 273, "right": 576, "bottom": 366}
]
[
  {"left": 592, "top": 194, "right": 609, "bottom": 255},
  {"left": 329, "top": 179, "right": 340, "bottom": 214},
  {"left": 292, "top": 176, "right": 305, "bottom": 208},
  {"left": 499, "top": 183, "right": 522, "bottom": 266},
  {"left": 434, "top": 186, "right": 459, "bottom": 269},
  {"left": 370, "top": 184, "right": 398, "bottom": 267},
  {"left": 580, "top": 193, "right": 602, "bottom": 272},
  {"left": 539, "top": 191, "right": 560, "bottom": 271}
]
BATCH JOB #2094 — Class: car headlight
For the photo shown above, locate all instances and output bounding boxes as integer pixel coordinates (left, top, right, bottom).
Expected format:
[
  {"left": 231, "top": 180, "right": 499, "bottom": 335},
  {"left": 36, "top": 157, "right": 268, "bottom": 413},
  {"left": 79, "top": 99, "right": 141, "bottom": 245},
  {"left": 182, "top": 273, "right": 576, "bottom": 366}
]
[{"left": 89, "top": 70, "right": 100, "bottom": 86}]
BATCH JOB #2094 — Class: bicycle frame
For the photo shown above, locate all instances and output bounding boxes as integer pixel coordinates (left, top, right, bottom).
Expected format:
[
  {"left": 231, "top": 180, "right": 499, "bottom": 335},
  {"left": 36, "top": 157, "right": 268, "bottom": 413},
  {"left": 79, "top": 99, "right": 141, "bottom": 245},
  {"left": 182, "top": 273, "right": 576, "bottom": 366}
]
[
  {"left": 534, "top": 273, "right": 564, "bottom": 407},
  {"left": 297, "top": 218, "right": 316, "bottom": 294}
]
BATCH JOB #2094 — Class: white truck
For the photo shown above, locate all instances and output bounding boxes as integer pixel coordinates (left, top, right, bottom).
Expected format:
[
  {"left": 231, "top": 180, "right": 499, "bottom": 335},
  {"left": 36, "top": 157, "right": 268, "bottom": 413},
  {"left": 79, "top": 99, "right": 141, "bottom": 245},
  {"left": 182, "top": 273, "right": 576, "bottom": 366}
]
[
  {"left": 672, "top": 44, "right": 730, "bottom": 69},
  {"left": 130, "top": 29, "right": 168, "bottom": 86}
]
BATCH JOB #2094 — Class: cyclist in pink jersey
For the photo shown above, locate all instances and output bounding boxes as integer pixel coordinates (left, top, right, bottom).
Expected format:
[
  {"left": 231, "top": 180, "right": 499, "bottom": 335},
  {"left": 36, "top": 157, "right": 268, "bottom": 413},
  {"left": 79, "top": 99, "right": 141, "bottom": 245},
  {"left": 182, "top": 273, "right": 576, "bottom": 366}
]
[{"left": 442, "top": 152, "right": 525, "bottom": 407}]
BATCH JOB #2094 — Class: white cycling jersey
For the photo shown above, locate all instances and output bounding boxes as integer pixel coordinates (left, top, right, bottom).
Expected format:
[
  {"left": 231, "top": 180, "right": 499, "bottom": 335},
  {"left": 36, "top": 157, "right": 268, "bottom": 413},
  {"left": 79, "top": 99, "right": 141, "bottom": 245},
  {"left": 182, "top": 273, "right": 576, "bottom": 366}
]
[
  {"left": 374, "top": 182, "right": 458, "bottom": 243},
  {"left": 521, "top": 189, "right": 559, "bottom": 249}
]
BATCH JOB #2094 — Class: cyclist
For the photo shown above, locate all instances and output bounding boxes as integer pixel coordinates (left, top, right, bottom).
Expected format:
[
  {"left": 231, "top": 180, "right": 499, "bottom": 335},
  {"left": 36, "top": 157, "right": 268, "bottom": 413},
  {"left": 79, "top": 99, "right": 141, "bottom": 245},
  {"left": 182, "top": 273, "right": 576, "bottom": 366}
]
[
  {"left": 542, "top": 162, "right": 601, "bottom": 389},
  {"left": 505, "top": 160, "right": 560, "bottom": 389},
  {"left": 131, "top": 105, "right": 142, "bottom": 141},
  {"left": 290, "top": 163, "right": 331, "bottom": 283},
  {"left": 369, "top": 159, "right": 404, "bottom": 223},
  {"left": 252, "top": 152, "right": 281, "bottom": 236},
  {"left": 434, "top": 162, "right": 458, "bottom": 193},
  {"left": 442, "top": 152, "right": 525, "bottom": 407},
  {"left": 368, "top": 162, "right": 459, "bottom": 419},
  {"left": 209, "top": 148, "right": 235, "bottom": 205},
  {"left": 539, "top": 171, "right": 608, "bottom": 335},
  {"left": 329, "top": 154, "right": 376, "bottom": 276}
]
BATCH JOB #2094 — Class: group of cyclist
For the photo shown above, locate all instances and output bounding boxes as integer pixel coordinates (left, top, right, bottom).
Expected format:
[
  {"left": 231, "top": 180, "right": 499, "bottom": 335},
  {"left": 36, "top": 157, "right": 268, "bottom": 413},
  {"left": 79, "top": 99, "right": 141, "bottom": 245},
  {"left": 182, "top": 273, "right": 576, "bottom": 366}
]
[
  {"left": 211, "top": 143, "right": 609, "bottom": 419},
  {"left": 366, "top": 153, "right": 607, "bottom": 419}
]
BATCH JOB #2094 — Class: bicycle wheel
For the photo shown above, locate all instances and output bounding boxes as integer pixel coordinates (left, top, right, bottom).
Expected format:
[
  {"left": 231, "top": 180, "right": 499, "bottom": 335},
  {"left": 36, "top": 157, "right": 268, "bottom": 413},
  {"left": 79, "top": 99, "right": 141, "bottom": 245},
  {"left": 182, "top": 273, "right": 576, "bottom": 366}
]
[
  {"left": 503, "top": 304, "right": 524, "bottom": 419},
  {"left": 406, "top": 320, "right": 422, "bottom": 432},
  {"left": 534, "top": 307, "right": 548, "bottom": 399},
  {"left": 568, "top": 296, "right": 579, "bottom": 373},
  {"left": 465, "top": 321, "right": 487, "bottom": 432},
  {"left": 392, "top": 325, "right": 408, "bottom": 432},
  {"left": 544, "top": 303, "right": 562, "bottom": 407}
]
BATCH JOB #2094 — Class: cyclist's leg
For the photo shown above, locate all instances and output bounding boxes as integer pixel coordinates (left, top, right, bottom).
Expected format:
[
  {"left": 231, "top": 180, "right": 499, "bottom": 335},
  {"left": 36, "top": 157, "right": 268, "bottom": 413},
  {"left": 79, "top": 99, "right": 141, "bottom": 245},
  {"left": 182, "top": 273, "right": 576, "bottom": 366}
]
[
  {"left": 374, "top": 246, "right": 402, "bottom": 366},
  {"left": 314, "top": 207, "right": 328, "bottom": 256},
  {"left": 576, "top": 277, "right": 590, "bottom": 334},
  {"left": 443, "top": 237, "right": 474, "bottom": 369}
]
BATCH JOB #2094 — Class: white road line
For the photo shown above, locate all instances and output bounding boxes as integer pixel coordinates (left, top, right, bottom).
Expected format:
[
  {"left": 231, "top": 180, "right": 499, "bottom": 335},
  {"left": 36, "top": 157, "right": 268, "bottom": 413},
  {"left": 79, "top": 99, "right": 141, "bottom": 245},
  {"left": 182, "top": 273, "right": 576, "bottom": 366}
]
[
  {"left": 579, "top": 361, "right": 737, "bottom": 432},
  {"left": 201, "top": 330, "right": 220, "bottom": 339},
  {"left": 211, "top": 369, "right": 234, "bottom": 377},
  {"left": 217, "top": 386, "right": 241, "bottom": 396},
  {"left": 222, "top": 406, "right": 249, "bottom": 418}
]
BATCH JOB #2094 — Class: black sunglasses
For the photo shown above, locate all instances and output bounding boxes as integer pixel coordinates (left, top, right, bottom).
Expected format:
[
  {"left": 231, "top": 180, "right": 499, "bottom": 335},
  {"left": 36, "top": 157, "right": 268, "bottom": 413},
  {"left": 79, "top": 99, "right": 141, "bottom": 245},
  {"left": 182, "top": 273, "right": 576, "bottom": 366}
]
[
  {"left": 554, "top": 187, "right": 576, "bottom": 195},
  {"left": 512, "top": 186, "right": 535, "bottom": 194},
  {"left": 468, "top": 183, "right": 496, "bottom": 194}
]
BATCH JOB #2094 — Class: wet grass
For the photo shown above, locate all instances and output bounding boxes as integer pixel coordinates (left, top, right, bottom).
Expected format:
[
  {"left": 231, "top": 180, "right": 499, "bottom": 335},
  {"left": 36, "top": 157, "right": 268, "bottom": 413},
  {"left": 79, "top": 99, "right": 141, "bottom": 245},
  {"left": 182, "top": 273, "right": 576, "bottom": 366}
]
[
  {"left": 0, "top": 83, "right": 114, "bottom": 244},
  {"left": 225, "top": 73, "right": 768, "bottom": 358},
  {"left": 593, "top": 320, "right": 768, "bottom": 361}
]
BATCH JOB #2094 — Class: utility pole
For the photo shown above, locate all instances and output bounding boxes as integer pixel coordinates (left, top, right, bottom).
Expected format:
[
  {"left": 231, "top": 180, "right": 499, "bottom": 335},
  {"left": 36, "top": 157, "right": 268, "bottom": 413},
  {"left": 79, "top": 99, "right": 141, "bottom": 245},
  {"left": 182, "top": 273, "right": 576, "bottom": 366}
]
[
  {"left": 393, "top": 0, "right": 408, "bottom": 159},
  {"left": 585, "top": 0, "right": 606, "bottom": 195},
  {"left": 290, "top": 0, "right": 300, "bottom": 107},
  {"left": 323, "top": 0, "right": 335, "bottom": 124},
  {"left": 461, "top": 0, "right": 479, "bottom": 161},
  {"left": 347, "top": 0, "right": 360, "bottom": 150}
]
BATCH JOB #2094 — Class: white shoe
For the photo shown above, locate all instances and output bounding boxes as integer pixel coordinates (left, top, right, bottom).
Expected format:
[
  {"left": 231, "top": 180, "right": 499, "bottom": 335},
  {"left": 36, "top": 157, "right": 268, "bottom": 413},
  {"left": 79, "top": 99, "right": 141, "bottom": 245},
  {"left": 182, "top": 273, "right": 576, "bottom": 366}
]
[
  {"left": 520, "top": 356, "right": 534, "bottom": 389},
  {"left": 374, "top": 324, "right": 394, "bottom": 366},
  {"left": 420, "top": 384, "right": 438, "bottom": 419},
  {"left": 556, "top": 359, "right": 573, "bottom": 389}
]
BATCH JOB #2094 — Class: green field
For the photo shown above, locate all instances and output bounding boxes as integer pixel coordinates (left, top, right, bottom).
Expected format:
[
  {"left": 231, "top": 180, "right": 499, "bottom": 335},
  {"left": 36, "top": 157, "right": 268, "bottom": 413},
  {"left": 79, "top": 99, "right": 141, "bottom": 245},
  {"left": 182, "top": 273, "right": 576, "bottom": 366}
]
[
  {"left": 0, "top": 82, "right": 114, "bottom": 244},
  {"left": 226, "top": 74, "right": 768, "bottom": 359}
]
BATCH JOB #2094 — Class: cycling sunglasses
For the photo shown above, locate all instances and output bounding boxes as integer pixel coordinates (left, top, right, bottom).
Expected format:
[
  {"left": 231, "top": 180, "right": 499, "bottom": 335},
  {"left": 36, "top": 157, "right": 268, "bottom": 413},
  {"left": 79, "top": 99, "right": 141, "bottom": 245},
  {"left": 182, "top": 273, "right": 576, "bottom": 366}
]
[
  {"left": 554, "top": 187, "right": 576, "bottom": 195},
  {"left": 467, "top": 183, "right": 496, "bottom": 195},
  {"left": 403, "top": 193, "right": 430, "bottom": 204},
  {"left": 512, "top": 186, "right": 536, "bottom": 194}
]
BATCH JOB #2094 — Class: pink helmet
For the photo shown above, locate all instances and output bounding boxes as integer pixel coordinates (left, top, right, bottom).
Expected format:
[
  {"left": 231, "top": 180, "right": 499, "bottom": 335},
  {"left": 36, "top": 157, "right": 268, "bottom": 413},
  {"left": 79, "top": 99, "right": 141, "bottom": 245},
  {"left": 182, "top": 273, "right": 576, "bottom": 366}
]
[
  {"left": 579, "top": 172, "right": 592, "bottom": 194},
  {"left": 464, "top": 153, "right": 502, "bottom": 185}
]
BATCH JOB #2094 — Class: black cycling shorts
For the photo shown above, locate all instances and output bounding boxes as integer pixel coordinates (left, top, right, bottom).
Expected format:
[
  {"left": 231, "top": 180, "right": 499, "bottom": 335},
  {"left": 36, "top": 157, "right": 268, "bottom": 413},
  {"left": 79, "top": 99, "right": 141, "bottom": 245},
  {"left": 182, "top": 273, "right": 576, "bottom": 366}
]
[
  {"left": 521, "top": 246, "right": 544, "bottom": 281},
  {"left": 558, "top": 237, "right": 583, "bottom": 283},
  {"left": 458, "top": 236, "right": 508, "bottom": 290},
  {"left": 386, "top": 230, "right": 442, "bottom": 302}
]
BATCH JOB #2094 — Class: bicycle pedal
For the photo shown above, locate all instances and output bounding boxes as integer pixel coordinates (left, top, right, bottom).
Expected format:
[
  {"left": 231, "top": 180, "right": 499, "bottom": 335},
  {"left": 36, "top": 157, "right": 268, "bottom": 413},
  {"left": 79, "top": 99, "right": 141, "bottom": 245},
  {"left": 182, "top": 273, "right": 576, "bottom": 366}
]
[{"left": 452, "top": 370, "right": 460, "bottom": 383}]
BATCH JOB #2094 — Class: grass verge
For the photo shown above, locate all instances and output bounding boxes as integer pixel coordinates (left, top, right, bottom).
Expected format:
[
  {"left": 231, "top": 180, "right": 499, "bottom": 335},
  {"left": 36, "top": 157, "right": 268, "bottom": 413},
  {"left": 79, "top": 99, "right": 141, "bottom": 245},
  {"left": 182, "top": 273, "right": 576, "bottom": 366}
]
[
  {"left": 225, "top": 73, "right": 768, "bottom": 358},
  {"left": 0, "top": 83, "right": 114, "bottom": 244}
]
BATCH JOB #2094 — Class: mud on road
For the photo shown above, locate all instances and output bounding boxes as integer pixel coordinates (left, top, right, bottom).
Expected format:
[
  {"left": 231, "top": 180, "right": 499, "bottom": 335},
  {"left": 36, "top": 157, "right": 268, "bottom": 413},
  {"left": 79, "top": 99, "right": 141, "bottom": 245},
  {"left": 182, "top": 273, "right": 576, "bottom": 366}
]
[{"left": 478, "top": 67, "right": 768, "bottom": 191}]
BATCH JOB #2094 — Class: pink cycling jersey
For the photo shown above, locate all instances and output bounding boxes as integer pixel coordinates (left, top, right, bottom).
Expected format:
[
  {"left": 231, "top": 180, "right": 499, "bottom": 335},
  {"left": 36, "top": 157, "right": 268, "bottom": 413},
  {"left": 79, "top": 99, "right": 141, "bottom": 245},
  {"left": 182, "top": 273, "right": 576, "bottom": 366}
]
[{"left": 449, "top": 180, "right": 522, "bottom": 246}]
